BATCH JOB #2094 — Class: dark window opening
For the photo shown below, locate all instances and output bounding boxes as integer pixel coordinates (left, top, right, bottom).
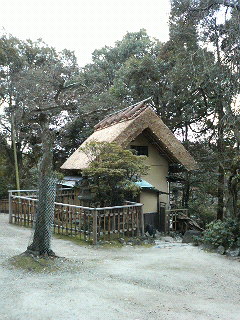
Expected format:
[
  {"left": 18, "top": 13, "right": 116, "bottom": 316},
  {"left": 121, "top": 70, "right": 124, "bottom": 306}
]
[{"left": 130, "top": 145, "right": 149, "bottom": 156}]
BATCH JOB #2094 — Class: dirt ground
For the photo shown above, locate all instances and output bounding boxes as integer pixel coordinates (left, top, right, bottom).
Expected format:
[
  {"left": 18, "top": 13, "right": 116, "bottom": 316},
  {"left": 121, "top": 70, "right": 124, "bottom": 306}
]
[{"left": 0, "top": 213, "right": 240, "bottom": 320}]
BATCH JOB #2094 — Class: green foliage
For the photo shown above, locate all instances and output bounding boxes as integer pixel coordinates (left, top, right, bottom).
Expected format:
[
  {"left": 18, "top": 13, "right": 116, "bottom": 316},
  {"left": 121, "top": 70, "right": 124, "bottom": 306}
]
[
  {"left": 0, "top": 152, "right": 9, "bottom": 198},
  {"left": 81, "top": 141, "right": 149, "bottom": 206},
  {"left": 0, "top": 177, "right": 10, "bottom": 199},
  {"left": 78, "top": 29, "right": 155, "bottom": 112},
  {"left": 0, "top": 33, "right": 82, "bottom": 189},
  {"left": 0, "top": 136, "right": 15, "bottom": 197},
  {"left": 1, "top": 10, "right": 239, "bottom": 225},
  {"left": 202, "top": 218, "right": 240, "bottom": 249},
  {"left": 189, "top": 201, "right": 216, "bottom": 228}
]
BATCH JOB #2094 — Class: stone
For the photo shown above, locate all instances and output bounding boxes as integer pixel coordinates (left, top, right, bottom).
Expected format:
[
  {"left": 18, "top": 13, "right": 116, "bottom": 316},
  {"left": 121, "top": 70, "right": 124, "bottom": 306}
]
[
  {"left": 154, "top": 231, "right": 163, "bottom": 239},
  {"left": 217, "top": 245, "right": 225, "bottom": 255},
  {"left": 227, "top": 248, "right": 240, "bottom": 257},
  {"left": 148, "top": 237, "right": 155, "bottom": 244},
  {"left": 131, "top": 238, "right": 142, "bottom": 246},
  {"left": 200, "top": 243, "right": 215, "bottom": 251},
  {"left": 118, "top": 238, "right": 126, "bottom": 245},
  {"left": 162, "top": 236, "right": 174, "bottom": 243},
  {"left": 145, "top": 224, "right": 156, "bottom": 237},
  {"left": 182, "top": 230, "right": 202, "bottom": 244}
]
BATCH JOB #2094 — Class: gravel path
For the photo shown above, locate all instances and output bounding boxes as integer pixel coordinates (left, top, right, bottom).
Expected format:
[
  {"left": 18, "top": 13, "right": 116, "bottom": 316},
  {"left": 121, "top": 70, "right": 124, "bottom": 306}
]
[{"left": 0, "top": 213, "right": 239, "bottom": 320}]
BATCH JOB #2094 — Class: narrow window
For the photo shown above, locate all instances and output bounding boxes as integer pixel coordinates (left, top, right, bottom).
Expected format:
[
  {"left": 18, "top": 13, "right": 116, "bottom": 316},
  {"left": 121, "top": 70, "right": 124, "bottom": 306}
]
[{"left": 130, "top": 145, "right": 149, "bottom": 156}]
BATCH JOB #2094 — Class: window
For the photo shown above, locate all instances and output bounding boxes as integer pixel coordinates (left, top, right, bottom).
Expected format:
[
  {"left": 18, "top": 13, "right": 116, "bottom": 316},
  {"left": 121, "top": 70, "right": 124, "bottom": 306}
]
[{"left": 130, "top": 145, "right": 149, "bottom": 156}]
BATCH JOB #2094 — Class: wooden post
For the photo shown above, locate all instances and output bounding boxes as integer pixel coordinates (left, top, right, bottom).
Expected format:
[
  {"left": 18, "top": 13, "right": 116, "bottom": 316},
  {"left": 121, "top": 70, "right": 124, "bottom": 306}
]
[
  {"left": 157, "top": 192, "right": 160, "bottom": 231},
  {"left": 11, "top": 113, "right": 21, "bottom": 195},
  {"left": 9, "top": 191, "right": 13, "bottom": 223},
  {"left": 141, "top": 206, "right": 144, "bottom": 236},
  {"left": 159, "top": 202, "right": 166, "bottom": 232},
  {"left": 93, "top": 209, "right": 98, "bottom": 245}
]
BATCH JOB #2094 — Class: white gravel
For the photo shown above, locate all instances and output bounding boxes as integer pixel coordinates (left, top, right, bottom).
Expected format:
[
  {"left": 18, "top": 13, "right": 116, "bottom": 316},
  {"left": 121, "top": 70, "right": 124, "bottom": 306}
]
[{"left": 0, "top": 213, "right": 240, "bottom": 320}]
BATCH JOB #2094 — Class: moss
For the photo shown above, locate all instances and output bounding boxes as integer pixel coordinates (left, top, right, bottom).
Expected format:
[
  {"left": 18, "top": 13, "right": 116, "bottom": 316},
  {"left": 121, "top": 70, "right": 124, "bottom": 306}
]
[
  {"left": 53, "top": 233, "right": 93, "bottom": 246},
  {"left": 54, "top": 234, "right": 153, "bottom": 249},
  {"left": 97, "top": 241, "right": 124, "bottom": 249},
  {"left": 10, "top": 222, "right": 152, "bottom": 249},
  {"left": 141, "top": 243, "right": 154, "bottom": 248},
  {"left": 8, "top": 254, "right": 61, "bottom": 273}
]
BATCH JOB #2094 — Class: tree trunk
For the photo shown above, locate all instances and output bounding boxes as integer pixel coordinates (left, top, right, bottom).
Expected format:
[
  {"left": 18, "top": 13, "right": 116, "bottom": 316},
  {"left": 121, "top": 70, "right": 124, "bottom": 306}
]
[
  {"left": 182, "top": 122, "right": 190, "bottom": 208},
  {"left": 228, "top": 159, "right": 240, "bottom": 219},
  {"left": 214, "top": 22, "right": 225, "bottom": 221},
  {"left": 216, "top": 99, "right": 225, "bottom": 220},
  {"left": 182, "top": 175, "right": 190, "bottom": 208},
  {"left": 217, "top": 164, "right": 224, "bottom": 220},
  {"left": 27, "top": 115, "right": 56, "bottom": 256},
  {"left": 11, "top": 111, "right": 20, "bottom": 193}
]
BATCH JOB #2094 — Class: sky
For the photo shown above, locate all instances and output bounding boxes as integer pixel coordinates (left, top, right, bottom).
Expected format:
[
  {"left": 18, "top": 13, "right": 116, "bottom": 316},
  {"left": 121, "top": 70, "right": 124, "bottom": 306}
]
[{"left": 1, "top": 0, "right": 171, "bottom": 67}]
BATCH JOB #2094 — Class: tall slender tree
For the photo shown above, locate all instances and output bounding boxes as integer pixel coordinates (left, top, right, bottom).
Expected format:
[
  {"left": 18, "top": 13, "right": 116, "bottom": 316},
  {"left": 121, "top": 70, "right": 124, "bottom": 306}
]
[{"left": 168, "top": 0, "right": 240, "bottom": 219}]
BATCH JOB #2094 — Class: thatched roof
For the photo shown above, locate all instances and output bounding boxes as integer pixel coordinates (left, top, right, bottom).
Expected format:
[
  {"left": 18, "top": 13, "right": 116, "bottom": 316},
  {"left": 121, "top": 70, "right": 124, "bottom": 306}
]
[{"left": 61, "top": 99, "right": 198, "bottom": 171}]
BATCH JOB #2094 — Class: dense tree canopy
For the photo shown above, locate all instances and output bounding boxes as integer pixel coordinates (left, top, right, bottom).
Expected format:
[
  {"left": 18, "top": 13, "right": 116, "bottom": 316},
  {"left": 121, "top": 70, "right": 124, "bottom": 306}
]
[{"left": 0, "top": 0, "right": 239, "bottom": 223}]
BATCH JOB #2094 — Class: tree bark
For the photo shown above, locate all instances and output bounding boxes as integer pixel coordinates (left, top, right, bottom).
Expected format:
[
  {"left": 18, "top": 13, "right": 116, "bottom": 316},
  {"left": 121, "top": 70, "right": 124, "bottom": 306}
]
[
  {"left": 11, "top": 111, "right": 20, "bottom": 193},
  {"left": 228, "top": 159, "right": 240, "bottom": 219},
  {"left": 217, "top": 162, "right": 225, "bottom": 220},
  {"left": 27, "top": 115, "right": 56, "bottom": 256},
  {"left": 215, "top": 21, "right": 225, "bottom": 220},
  {"left": 182, "top": 122, "right": 190, "bottom": 208},
  {"left": 216, "top": 97, "right": 225, "bottom": 220}
]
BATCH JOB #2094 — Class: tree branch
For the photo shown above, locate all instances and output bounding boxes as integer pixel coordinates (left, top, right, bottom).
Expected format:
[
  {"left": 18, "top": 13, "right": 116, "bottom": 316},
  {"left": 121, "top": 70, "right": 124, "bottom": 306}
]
[
  {"left": 29, "top": 104, "right": 113, "bottom": 118},
  {"left": 190, "top": 0, "right": 240, "bottom": 12},
  {"left": 54, "top": 82, "right": 87, "bottom": 103},
  {"left": 0, "top": 120, "right": 11, "bottom": 133}
]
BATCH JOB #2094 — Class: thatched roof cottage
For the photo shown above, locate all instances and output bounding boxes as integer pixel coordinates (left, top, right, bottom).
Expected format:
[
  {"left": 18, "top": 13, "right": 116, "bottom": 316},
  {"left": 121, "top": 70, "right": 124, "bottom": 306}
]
[{"left": 61, "top": 98, "right": 197, "bottom": 219}]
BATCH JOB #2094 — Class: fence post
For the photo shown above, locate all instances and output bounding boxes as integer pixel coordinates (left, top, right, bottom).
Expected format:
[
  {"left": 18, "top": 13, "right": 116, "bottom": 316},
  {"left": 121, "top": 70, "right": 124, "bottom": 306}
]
[
  {"left": 141, "top": 206, "right": 144, "bottom": 236},
  {"left": 8, "top": 191, "right": 13, "bottom": 223},
  {"left": 93, "top": 208, "right": 98, "bottom": 245},
  {"left": 159, "top": 203, "right": 166, "bottom": 232}
]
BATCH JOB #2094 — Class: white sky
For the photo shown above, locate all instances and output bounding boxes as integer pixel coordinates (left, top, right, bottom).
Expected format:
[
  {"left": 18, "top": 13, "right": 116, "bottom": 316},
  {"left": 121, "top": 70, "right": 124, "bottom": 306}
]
[{"left": 1, "top": 0, "right": 171, "bottom": 67}]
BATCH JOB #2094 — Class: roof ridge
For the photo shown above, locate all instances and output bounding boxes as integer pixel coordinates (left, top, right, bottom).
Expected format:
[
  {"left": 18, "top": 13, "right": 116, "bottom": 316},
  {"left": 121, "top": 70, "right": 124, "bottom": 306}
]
[{"left": 94, "top": 97, "right": 152, "bottom": 131}]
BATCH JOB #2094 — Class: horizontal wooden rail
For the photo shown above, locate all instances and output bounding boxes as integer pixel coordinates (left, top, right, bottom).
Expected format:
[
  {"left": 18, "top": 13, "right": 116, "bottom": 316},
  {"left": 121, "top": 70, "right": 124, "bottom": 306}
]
[
  {"left": 9, "top": 188, "right": 72, "bottom": 194},
  {"left": 11, "top": 195, "right": 143, "bottom": 211}
]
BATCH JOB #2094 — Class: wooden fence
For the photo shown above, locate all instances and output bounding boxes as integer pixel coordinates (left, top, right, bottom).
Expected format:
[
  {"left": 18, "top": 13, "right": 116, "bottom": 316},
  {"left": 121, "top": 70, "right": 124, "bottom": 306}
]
[
  {"left": 8, "top": 190, "right": 143, "bottom": 244},
  {"left": 166, "top": 208, "right": 189, "bottom": 232}
]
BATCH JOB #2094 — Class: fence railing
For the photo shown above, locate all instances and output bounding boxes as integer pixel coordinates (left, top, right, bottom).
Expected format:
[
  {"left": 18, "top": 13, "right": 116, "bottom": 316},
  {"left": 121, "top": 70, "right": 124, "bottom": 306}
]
[
  {"left": 8, "top": 191, "right": 143, "bottom": 244},
  {"left": 166, "top": 208, "right": 189, "bottom": 232}
]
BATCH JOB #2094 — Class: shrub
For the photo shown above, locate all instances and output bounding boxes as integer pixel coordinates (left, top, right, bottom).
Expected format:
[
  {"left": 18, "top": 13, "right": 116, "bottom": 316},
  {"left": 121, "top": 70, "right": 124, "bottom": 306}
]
[
  {"left": 202, "top": 218, "right": 240, "bottom": 249},
  {"left": 81, "top": 141, "right": 149, "bottom": 206}
]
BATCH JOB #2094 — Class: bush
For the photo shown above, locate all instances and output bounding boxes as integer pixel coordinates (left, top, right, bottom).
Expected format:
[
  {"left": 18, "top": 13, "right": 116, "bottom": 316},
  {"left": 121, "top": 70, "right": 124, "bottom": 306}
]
[
  {"left": 188, "top": 193, "right": 216, "bottom": 228},
  {"left": 81, "top": 141, "right": 149, "bottom": 206},
  {"left": 202, "top": 218, "right": 240, "bottom": 249}
]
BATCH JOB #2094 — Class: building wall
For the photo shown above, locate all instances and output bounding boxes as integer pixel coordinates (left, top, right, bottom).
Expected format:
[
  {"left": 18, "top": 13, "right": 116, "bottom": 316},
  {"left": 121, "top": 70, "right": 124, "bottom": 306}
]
[
  {"left": 140, "top": 190, "right": 158, "bottom": 213},
  {"left": 128, "top": 133, "right": 169, "bottom": 210}
]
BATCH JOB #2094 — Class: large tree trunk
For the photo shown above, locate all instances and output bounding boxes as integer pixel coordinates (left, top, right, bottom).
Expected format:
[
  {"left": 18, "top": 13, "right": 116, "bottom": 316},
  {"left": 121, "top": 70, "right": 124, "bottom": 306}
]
[
  {"left": 27, "top": 115, "right": 56, "bottom": 256},
  {"left": 228, "top": 158, "right": 240, "bottom": 220},
  {"left": 214, "top": 22, "right": 225, "bottom": 221},
  {"left": 217, "top": 164, "right": 224, "bottom": 220},
  {"left": 182, "top": 123, "right": 190, "bottom": 208},
  {"left": 216, "top": 99, "right": 225, "bottom": 220},
  {"left": 11, "top": 110, "right": 20, "bottom": 192}
]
